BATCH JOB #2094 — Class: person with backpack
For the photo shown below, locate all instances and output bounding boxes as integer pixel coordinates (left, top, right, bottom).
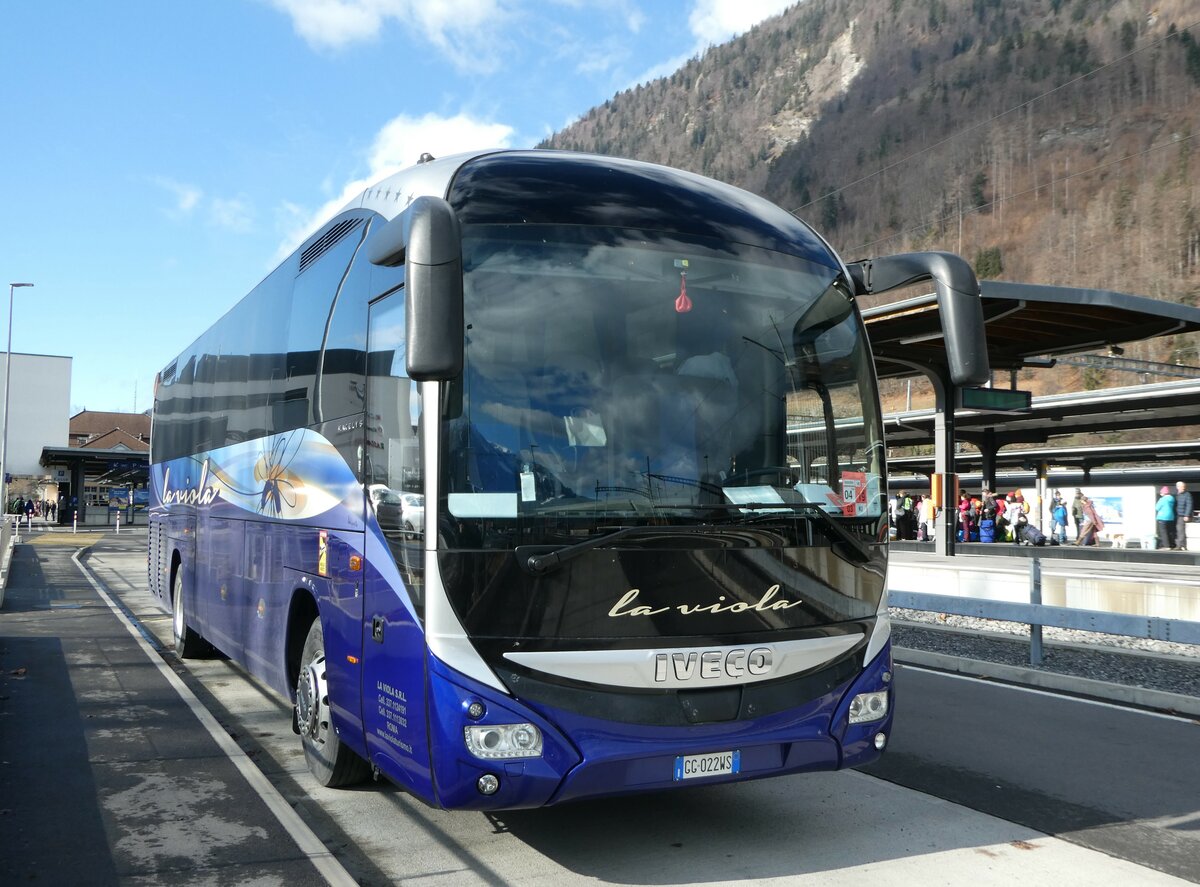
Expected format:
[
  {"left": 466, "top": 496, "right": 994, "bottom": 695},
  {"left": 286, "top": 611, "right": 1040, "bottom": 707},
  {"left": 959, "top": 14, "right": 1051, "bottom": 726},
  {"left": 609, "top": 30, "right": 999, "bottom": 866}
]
[
  {"left": 994, "top": 502, "right": 1010, "bottom": 542},
  {"left": 1014, "top": 511, "right": 1051, "bottom": 546},
  {"left": 979, "top": 506, "right": 996, "bottom": 543},
  {"left": 1051, "top": 495, "right": 1069, "bottom": 544}
]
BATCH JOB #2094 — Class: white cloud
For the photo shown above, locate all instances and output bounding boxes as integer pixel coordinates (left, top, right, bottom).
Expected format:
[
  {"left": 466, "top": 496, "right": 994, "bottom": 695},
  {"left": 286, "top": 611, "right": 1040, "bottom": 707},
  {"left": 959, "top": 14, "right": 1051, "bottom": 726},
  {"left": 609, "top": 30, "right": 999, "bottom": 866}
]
[
  {"left": 265, "top": 0, "right": 507, "bottom": 71},
  {"left": 275, "top": 111, "right": 515, "bottom": 261},
  {"left": 367, "top": 112, "right": 514, "bottom": 171},
  {"left": 151, "top": 176, "right": 203, "bottom": 217},
  {"left": 633, "top": 50, "right": 696, "bottom": 87},
  {"left": 265, "top": 0, "right": 380, "bottom": 46},
  {"left": 151, "top": 177, "right": 257, "bottom": 232},
  {"left": 688, "top": 0, "right": 793, "bottom": 46},
  {"left": 209, "top": 197, "right": 255, "bottom": 232},
  {"left": 627, "top": 1, "right": 794, "bottom": 90}
]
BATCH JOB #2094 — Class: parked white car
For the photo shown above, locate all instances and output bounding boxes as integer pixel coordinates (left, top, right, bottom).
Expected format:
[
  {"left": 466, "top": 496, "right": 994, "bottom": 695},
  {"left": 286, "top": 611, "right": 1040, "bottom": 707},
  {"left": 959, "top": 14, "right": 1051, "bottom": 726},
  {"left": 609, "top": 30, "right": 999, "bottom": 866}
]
[{"left": 400, "top": 492, "right": 424, "bottom": 534}]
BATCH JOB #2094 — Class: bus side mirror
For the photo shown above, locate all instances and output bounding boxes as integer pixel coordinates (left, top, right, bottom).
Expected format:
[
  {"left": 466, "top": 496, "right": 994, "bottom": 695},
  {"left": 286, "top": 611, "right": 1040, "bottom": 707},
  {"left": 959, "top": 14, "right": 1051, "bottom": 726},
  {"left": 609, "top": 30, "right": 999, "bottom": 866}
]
[
  {"left": 847, "top": 251, "right": 989, "bottom": 387},
  {"left": 369, "top": 196, "right": 464, "bottom": 382}
]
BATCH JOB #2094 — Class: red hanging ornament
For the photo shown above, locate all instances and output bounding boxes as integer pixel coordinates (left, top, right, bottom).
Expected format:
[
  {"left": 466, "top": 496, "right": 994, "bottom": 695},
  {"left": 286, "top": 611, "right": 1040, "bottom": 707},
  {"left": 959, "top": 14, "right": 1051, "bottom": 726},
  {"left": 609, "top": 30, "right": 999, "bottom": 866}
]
[{"left": 675, "top": 271, "right": 693, "bottom": 313}]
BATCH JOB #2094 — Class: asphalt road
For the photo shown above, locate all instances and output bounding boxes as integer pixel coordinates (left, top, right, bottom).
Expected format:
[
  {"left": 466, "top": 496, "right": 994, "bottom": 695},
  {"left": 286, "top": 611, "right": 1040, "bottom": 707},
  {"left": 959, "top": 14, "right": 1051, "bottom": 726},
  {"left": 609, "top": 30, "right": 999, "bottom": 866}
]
[
  {"left": 2, "top": 529, "right": 1196, "bottom": 885},
  {"left": 865, "top": 665, "right": 1200, "bottom": 882}
]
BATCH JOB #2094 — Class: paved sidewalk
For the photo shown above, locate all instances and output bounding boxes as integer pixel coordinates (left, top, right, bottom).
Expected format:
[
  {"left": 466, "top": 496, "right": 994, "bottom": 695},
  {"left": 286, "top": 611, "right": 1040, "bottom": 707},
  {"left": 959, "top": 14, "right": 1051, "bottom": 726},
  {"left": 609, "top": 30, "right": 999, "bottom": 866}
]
[{"left": 0, "top": 534, "right": 332, "bottom": 886}]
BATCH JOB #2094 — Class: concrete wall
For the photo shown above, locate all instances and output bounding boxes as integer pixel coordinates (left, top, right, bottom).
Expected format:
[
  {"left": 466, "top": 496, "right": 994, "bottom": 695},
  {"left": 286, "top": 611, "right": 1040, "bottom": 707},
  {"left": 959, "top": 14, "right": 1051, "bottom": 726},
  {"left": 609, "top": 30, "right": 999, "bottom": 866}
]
[{"left": 0, "top": 353, "right": 72, "bottom": 475}]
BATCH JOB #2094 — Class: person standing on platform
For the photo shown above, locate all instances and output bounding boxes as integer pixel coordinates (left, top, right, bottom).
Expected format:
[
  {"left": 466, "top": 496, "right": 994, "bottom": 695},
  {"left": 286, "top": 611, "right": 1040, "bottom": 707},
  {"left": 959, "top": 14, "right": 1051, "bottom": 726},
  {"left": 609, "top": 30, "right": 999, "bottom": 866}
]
[
  {"left": 1156, "top": 485, "right": 1176, "bottom": 550},
  {"left": 918, "top": 494, "right": 937, "bottom": 543},
  {"left": 1071, "top": 489, "right": 1084, "bottom": 541},
  {"left": 1051, "top": 495, "right": 1069, "bottom": 544},
  {"left": 957, "top": 491, "right": 973, "bottom": 543},
  {"left": 1176, "top": 481, "right": 1193, "bottom": 550},
  {"left": 1076, "top": 495, "right": 1104, "bottom": 546},
  {"left": 889, "top": 492, "right": 904, "bottom": 540},
  {"left": 979, "top": 506, "right": 996, "bottom": 543},
  {"left": 901, "top": 492, "right": 916, "bottom": 539}
]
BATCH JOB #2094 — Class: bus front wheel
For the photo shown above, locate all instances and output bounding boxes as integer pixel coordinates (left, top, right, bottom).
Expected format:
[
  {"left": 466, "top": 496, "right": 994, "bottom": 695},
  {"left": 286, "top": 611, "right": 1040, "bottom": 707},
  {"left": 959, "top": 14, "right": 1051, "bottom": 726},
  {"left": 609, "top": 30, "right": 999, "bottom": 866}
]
[
  {"left": 172, "top": 569, "right": 206, "bottom": 659},
  {"left": 296, "top": 619, "right": 369, "bottom": 787}
]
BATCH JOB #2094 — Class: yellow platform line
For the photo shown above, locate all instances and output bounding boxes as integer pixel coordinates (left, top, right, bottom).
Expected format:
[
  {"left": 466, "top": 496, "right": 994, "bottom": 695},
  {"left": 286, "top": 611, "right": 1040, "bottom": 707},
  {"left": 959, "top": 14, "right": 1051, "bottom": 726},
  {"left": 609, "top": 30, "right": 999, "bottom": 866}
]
[{"left": 23, "top": 532, "right": 108, "bottom": 546}]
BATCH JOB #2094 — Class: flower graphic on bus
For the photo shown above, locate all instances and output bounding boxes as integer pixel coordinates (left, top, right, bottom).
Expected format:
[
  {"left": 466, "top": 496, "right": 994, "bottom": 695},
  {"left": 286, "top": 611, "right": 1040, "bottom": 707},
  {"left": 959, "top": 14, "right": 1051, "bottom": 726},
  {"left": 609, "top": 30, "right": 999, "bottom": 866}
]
[
  {"left": 152, "top": 428, "right": 360, "bottom": 524},
  {"left": 255, "top": 433, "right": 303, "bottom": 516}
]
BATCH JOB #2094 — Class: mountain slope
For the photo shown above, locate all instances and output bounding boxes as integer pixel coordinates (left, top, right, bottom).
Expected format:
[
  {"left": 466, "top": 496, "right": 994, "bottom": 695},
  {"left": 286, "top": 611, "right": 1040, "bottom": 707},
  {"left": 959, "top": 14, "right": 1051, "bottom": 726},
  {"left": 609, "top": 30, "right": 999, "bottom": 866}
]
[{"left": 541, "top": 0, "right": 1200, "bottom": 391}]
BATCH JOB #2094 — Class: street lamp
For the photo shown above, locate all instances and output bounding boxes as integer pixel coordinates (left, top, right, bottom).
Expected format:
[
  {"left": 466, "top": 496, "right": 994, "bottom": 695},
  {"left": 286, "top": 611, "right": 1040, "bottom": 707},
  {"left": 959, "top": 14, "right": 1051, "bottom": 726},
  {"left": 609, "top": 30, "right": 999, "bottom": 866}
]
[{"left": 1, "top": 282, "right": 34, "bottom": 518}]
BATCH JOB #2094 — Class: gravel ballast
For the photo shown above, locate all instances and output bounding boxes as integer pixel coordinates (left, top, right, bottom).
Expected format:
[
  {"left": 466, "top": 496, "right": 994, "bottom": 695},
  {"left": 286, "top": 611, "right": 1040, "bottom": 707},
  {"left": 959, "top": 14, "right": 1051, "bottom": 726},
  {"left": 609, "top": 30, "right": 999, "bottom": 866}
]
[{"left": 890, "top": 608, "right": 1200, "bottom": 700}]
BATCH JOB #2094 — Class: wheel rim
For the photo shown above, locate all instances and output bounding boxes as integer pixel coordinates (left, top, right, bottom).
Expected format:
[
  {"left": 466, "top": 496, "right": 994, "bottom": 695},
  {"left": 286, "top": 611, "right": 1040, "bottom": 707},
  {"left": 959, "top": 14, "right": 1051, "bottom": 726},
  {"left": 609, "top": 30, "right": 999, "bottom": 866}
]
[
  {"left": 172, "top": 582, "right": 184, "bottom": 642},
  {"left": 297, "top": 654, "right": 329, "bottom": 742}
]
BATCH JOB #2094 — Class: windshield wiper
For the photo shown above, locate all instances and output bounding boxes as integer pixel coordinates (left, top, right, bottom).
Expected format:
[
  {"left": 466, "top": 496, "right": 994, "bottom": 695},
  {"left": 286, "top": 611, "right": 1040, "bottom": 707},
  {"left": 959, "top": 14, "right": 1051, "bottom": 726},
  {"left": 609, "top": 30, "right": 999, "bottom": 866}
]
[
  {"left": 649, "top": 502, "right": 874, "bottom": 564},
  {"left": 520, "top": 525, "right": 722, "bottom": 575},
  {"left": 519, "top": 504, "right": 875, "bottom": 574},
  {"left": 737, "top": 503, "right": 874, "bottom": 564}
]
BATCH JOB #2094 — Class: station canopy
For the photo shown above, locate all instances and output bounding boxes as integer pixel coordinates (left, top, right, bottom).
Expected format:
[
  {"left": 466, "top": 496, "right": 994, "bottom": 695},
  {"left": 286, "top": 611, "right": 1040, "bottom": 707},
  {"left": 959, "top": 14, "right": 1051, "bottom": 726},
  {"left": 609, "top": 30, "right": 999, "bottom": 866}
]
[
  {"left": 861, "top": 280, "right": 1200, "bottom": 459},
  {"left": 863, "top": 280, "right": 1200, "bottom": 381}
]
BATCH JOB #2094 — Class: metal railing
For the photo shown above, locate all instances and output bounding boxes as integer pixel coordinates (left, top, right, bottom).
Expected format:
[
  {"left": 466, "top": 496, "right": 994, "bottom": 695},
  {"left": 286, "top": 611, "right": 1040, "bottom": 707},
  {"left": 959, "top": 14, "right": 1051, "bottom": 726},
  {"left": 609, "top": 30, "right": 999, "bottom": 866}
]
[{"left": 889, "top": 557, "right": 1200, "bottom": 665}]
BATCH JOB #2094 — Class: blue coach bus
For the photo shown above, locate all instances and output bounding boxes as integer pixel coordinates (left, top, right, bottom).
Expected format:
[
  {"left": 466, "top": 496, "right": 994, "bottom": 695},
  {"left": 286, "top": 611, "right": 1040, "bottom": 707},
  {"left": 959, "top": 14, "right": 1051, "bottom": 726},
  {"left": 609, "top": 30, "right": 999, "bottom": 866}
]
[{"left": 149, "top": 150, "right": 987, "bottom": 808}]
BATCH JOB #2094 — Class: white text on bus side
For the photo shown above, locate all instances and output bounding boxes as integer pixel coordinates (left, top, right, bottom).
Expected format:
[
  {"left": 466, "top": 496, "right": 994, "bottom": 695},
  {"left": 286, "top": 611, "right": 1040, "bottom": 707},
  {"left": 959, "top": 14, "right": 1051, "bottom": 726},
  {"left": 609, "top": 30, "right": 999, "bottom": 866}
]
[{"left": 161, "top": 461, "right": 219, "bottom": 507}]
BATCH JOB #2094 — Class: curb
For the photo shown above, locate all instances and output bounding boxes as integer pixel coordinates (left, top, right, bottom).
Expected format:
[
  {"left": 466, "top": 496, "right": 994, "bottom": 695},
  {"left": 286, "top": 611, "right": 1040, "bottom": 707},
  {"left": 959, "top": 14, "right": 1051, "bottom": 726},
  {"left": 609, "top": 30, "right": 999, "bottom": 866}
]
[
  {"left": 894, "top": 646, "right": 1200, "bottom": 718},
  {"left": 0, "top": 516, "right": 17, "bottom": 608},
  {"left": 0, "top": 533, "right": 11, "bottom": 609}
]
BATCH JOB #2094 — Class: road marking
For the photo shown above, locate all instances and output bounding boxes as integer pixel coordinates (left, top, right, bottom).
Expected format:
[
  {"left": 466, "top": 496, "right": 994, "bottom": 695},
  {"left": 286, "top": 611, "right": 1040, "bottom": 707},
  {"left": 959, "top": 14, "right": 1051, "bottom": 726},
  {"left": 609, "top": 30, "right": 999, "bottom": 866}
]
[
  {"left": 72, "top": 549, "right": 357, "bottom": 887},
  {"left": 25, "top": 532, "right": 108, "bottom": 546},
  {"left": 897, "top": 662, "right": 1200, "bottom": 724}
]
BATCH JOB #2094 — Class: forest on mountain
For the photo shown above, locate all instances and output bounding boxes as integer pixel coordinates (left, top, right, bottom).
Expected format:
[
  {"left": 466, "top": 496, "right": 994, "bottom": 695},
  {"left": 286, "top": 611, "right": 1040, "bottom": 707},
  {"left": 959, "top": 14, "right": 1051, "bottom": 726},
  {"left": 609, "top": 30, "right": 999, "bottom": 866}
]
[{"left": 541, "top": 0, "right": 1200, "bottom": 424}]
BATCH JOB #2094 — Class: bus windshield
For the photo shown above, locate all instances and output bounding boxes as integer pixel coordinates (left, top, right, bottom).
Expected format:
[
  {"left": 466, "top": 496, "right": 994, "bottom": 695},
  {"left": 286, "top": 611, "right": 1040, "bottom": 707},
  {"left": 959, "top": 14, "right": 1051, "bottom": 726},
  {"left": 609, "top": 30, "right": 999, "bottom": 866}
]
[{"left": 442, "top": 224, "right": 885, "bottom": 533}]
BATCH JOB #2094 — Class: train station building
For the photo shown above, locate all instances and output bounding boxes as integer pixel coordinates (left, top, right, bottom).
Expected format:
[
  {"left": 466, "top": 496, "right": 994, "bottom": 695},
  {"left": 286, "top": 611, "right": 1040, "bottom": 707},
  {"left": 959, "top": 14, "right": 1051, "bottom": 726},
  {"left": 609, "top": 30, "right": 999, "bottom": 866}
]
[{"left": 862, "top": 280, "right": 1200, "bottom": 554}]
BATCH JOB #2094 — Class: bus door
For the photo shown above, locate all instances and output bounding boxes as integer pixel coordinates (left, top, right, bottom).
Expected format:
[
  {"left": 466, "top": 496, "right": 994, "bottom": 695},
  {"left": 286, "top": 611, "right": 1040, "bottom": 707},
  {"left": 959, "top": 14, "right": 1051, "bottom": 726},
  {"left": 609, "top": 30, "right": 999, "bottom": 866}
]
[{"left": 360, "top": 289, "right": 432, "bottom": 790}]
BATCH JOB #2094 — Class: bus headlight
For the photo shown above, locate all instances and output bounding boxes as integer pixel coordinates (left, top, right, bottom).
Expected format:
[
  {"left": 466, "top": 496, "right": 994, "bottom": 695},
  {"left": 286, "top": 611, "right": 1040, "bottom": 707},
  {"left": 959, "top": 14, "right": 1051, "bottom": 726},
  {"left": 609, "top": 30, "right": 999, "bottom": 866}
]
[
  {"left": 848, "top": 690, "right": 889, "bottom": 725},
  {"left": 464, "top": 723, "right": 543, "bottom": 759}
]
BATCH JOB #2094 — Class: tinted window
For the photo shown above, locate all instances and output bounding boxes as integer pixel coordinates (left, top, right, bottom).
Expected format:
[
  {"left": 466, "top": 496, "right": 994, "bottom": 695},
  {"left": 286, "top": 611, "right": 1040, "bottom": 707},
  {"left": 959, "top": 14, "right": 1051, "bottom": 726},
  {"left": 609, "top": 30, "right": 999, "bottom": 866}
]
[
  {"left": 366, "top": 290, "right": 424, "bottom": 607},
  {"left": 450, "top": 151, "right": 838, "bottom": 267},
  {"left": 288, "top": 216, "right": 369, "bottom": 427},
  {"left": 152, "top": 211, "right": 382, "bottom": 462},
  {"left": 442, "top": 224, "right": 884, "bottom": 529},
  {"left": 153, "top": 264, "right": 295, "bottom": 462}
]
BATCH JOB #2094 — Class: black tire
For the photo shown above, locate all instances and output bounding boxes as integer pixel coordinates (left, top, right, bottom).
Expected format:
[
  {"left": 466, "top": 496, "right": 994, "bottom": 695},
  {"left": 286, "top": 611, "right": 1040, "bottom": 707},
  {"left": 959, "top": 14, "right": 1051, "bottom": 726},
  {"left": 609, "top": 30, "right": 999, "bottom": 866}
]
[
  {"left": 172, "top": 568, "right": 207, "bottom": 659},
  {"left": 295, "top": 618, "right": 370, "bottom": 787}
]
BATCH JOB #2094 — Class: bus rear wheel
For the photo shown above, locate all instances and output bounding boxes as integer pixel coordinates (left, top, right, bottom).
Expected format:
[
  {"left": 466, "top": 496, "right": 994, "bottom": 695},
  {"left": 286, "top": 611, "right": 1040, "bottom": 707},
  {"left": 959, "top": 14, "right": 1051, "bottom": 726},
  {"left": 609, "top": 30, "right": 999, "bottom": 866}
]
[
  {"left": 172, "top": 569, "right": 206, "bottom": 659},
  {"left": 296, "top": 618, "right": 370, "bottom": 787}
]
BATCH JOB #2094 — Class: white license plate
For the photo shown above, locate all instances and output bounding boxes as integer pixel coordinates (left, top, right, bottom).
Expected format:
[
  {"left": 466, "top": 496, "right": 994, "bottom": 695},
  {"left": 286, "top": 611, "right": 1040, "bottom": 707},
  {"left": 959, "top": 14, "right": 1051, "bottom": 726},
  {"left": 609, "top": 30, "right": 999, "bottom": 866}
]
[{"left": 673, "top": 750, "right": 741, "bottom": 781}]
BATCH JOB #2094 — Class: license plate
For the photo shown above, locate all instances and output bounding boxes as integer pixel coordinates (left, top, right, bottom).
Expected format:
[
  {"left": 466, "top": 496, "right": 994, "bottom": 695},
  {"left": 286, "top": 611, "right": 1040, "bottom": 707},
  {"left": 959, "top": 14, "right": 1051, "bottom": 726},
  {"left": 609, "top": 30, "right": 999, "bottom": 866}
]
[{"left": 673, "top": 750, "right": 741, "bottom": 781}]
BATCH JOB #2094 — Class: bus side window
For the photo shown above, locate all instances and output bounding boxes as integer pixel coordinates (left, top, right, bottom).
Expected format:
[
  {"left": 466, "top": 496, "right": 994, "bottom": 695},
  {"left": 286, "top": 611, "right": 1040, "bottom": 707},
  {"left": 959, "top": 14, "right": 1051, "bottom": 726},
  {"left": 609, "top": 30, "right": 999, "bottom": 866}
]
[
  {"left": 290, "top": 216, "right": 369, "bottom": 428},
  {"left": 366, "top": 291, "right": 424, "bottom": 600}
]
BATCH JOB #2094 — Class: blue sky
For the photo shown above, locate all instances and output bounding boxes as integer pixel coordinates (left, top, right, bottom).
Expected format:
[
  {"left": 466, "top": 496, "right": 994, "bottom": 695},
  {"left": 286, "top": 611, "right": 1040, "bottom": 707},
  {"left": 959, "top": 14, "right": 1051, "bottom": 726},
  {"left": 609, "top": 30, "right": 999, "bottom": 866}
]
[{"left": 2, "top": 0, "right": 793, "bottom": 416}]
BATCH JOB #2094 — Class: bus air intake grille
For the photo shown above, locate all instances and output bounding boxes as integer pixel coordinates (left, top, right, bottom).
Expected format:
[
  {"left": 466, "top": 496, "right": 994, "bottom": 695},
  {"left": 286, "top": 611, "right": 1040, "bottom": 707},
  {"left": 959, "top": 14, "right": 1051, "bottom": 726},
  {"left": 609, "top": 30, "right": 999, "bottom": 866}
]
[{"left": 299, "top": 218, "right": 362, "bottom": 274}]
